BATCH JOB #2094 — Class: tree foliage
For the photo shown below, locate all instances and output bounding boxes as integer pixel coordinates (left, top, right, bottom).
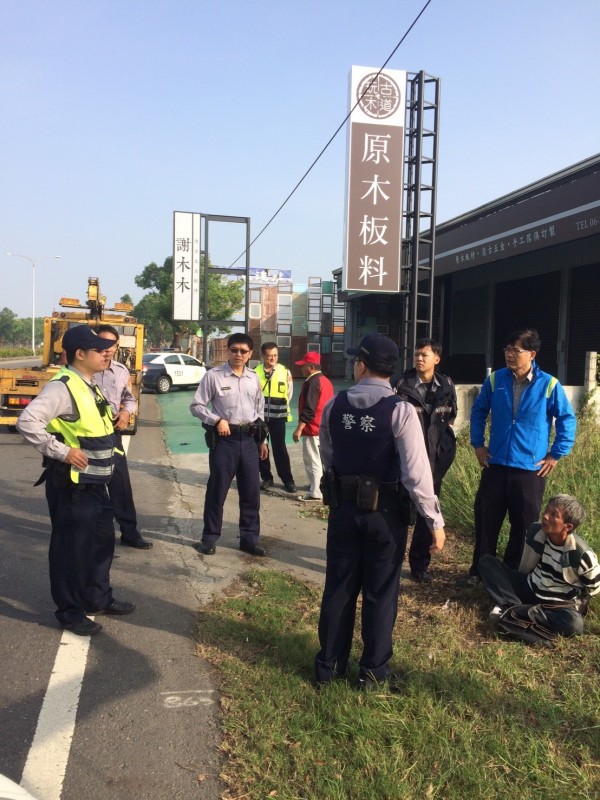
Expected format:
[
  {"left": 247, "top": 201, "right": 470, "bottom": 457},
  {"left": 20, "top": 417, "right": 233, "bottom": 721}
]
[
  {"left": 0, "top": 307, "right": 17, "bottom": 343},
  {"left": 134, "top": 256, "right": 245, "bottom": 349},
  {"left": 0, "top": 307, "right": 44, "bottom": 349}
]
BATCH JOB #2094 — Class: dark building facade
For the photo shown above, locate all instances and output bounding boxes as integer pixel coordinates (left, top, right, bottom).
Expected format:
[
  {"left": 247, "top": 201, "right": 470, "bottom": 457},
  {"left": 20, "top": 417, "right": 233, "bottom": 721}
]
[{"left": 342, "top": 154, "right": 600, "bottom": 386}]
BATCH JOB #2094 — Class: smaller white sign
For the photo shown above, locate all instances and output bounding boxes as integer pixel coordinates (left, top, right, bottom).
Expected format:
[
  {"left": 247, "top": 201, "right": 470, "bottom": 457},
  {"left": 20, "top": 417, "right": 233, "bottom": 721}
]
[{"left": 173, "top": 211, "right": 201, "bottom": 321}]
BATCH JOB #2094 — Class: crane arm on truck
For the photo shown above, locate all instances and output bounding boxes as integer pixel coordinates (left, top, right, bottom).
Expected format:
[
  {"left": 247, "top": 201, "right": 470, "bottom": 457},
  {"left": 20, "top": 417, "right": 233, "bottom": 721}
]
[{"left": 0, "top": 277, "right": 144, "bottom": 434}]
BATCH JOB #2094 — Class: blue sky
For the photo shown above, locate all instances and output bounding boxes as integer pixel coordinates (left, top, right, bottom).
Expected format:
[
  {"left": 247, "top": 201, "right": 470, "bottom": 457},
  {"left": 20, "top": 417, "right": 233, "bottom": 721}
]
[{"left": 2, "top": 0, "right": 599, "bottom": 317}]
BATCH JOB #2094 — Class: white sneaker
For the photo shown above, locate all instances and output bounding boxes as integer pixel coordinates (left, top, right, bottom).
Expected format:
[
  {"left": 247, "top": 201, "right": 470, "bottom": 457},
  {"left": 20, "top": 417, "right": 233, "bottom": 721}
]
[
  {"left": 299, "top": 494, "right": 321, "bottom": 502},
  {"left": 489, "top": 605, "right": 505, "bottom": 621}
]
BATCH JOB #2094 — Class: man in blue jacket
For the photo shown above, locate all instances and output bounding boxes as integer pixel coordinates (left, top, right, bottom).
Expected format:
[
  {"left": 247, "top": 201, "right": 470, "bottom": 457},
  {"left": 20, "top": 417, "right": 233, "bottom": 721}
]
[{"left": 465, "top": 328, "right": 576, "bottom": 584}]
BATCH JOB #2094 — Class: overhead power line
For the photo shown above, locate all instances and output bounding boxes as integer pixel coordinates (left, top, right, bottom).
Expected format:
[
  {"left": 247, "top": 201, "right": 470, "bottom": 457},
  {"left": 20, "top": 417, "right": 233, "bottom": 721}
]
[{"left": 228, "top": 0, "right": 433, "bottom": 268}]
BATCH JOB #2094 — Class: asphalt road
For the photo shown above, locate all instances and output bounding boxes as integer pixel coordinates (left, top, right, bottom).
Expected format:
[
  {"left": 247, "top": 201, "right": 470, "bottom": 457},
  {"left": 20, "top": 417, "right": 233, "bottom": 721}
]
[
  {"left": 0, "top": 393, "right": 225, "bottom": 800},
  {"left": 0, "top": 387, "right": 330, "bottom": 800},
  {"left": 0, "top": 357, "right": 41, "bottom": 367}
]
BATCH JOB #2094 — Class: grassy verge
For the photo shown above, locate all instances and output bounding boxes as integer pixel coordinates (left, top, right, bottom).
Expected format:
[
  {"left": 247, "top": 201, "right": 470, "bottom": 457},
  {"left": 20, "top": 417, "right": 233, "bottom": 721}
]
[
  {"left": 197, "top": 566, "right": 600, "bottom": 800},
  {"left": 0, "top": 346, "right": 35, "bottom": 358},
  {"left": 443, "top": 413, "right": 600, "bottom": 551},
  {"left": 196, "top": 414, "right": 600, "bottom": 799}
]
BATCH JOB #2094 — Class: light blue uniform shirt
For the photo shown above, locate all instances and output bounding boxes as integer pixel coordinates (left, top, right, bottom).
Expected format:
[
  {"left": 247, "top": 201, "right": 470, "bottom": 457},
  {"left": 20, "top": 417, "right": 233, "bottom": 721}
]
[
  {"left": 190, "top": 362, "right": 265, "bottom": 426},
  {"left": 94, "top": 359, "right": 137, "bottom": 417}
]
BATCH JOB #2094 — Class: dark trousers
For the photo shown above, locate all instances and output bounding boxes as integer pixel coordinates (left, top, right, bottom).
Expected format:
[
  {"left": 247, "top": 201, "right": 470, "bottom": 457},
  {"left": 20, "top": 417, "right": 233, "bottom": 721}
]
[
  {"left": 478, "top": 554, "right": 584, "bottom": 637},
  {"left": 259, "top": 417, "right": 294, "bottom": 485},
  {"left": 108, "top": 432, "right": 140, "bottom": 542},
  {"left": 315, "top": 493, "right": 408, "bottom": 683},
  {"left": 471, "top": 465, "right": 545, "bottom": 574},
  {"left": 202, "top": 432, "right": 261, "bottom": 546},
  {"left": 46, "top": 481, "right": 115, "bottom": 626},
  {"left": 408, "top": 479, "right": 441, "bottom": 573}
]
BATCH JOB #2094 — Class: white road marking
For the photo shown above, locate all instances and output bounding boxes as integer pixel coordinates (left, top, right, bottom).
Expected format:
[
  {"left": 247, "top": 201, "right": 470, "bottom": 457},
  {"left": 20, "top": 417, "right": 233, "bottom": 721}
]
[
  {"left": 160, "top": 690, "right": 215, "bottom": 708},
  {"left": 15, "top": 428, "right": 131, "bottom": 800},
  {"left": 19, "top": 434, "right": 134, "bottom": 798},
  {"left": 20, "top": 631, "right": 92, "bottom": 800},
  {"left": 0, "top": 773, "right": 39, "bottom": 799}
]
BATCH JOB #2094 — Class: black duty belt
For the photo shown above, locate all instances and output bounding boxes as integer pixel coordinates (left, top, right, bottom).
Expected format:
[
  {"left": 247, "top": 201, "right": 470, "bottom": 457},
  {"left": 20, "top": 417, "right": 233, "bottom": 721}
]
[
  {"left": 228, "top": 423, "right": 254, "bottom": 436},
  {"left": 337, "top": 474, "right": 399, "bottom": 501}
]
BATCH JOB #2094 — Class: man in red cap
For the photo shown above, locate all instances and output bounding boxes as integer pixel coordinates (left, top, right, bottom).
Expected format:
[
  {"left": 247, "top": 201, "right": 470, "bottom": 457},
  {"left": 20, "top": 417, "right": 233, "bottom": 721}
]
[{"left": 292, "top": 351, "right": 334, "bottom": 500}]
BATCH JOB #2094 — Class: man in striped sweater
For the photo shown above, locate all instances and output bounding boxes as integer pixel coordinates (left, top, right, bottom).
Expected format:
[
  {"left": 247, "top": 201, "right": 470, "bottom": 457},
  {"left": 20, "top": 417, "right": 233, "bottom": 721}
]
[{"left": 478, "top": 494, "right": 600, "bottom": 646}]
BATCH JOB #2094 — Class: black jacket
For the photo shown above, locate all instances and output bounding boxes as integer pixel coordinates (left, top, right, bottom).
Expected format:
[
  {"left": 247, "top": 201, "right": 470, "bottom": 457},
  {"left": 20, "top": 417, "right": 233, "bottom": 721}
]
[{"left": 395, "top": 368, "right": 457, "bottom": 483}]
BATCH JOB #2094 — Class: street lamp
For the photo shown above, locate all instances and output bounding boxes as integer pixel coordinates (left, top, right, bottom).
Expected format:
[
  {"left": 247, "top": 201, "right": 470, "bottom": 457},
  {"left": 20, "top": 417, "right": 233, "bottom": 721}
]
[{"left": 5, "top": 252, "right": 61, "bottom": 356}]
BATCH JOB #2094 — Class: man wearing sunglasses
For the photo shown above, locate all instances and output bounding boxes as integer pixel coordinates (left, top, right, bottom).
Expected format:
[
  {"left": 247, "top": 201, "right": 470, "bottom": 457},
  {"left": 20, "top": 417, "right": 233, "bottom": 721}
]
[
  {"left": 190, "top": 332, "right": 269, "bottom": 557},
  {"left": 465, "top": 327, "right": 576, "bottom": 586},
  {"left": 16, "top": 325, "right": 136, "bottom": 635}
]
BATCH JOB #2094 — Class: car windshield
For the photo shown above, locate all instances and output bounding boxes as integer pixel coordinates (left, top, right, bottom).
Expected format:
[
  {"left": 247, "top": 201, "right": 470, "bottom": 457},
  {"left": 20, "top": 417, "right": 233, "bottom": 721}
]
[{"left": 142, "top": 354, "right": 160, "bottom": 363}]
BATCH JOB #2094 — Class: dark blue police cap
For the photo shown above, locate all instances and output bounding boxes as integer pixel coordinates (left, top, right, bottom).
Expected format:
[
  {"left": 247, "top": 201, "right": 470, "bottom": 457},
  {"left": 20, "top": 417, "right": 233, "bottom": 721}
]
[
  {"left": 347, "top": 333, "right": 399, "bottom": 371},
  {"left": 62, "top": 325, "right": 114, "bottom": 352}
]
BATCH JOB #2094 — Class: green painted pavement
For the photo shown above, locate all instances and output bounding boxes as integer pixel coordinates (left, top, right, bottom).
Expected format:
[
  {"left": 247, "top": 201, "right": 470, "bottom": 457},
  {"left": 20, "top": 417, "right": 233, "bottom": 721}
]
[
  {"left": 152, "top": 389, "right": 208, "bottom": 455},
  {"left": 153, "top": 378, "right": 352, "bottom": 455}
]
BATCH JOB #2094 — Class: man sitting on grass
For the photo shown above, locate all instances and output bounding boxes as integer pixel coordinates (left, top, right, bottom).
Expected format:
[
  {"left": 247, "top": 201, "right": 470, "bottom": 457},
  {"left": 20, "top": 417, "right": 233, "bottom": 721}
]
[{"left": 478, "top": 494, "right": 600, "bottom": 646}]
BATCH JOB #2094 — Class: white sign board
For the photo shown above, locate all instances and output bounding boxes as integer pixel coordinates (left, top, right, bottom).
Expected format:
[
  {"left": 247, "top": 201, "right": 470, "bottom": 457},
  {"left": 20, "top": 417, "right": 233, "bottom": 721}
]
[{"left": 173, "top": 211, "right": 201, "bottom": 321}]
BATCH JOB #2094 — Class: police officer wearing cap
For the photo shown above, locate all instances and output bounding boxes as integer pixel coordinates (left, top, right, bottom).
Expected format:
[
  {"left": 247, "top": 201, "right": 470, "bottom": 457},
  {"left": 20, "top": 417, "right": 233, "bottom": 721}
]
[
  {"left": 315, "top": 334, "right": 445, "bottom": 689},
  {"left": 16, "top": 325, "right": 136, "bottom": 635},
  {"left": 94, "top": 324, "right": 152, "bottom": 549},
  {"left": 190, "top": 332, "right": 269, "bottom": 557}
]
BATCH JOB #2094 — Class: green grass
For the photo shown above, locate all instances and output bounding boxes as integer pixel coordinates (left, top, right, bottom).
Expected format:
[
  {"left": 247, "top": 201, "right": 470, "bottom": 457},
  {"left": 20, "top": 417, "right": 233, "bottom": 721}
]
[
  {"left": 443, "top": 413, "right": 600, "bottom": 551},
  {"left": 196, "top": 414, "right": 600, "bottom": 799},
  {"left": 197, "top": 570, "right": 600, "bottom": 800},
  {"left": 0, "top": 346, "right": 35, "bottom": 357}
]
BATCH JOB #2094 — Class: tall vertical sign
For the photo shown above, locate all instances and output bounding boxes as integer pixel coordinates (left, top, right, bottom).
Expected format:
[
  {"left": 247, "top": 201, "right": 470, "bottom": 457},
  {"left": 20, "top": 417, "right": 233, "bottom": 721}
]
[
  {"left": 173, "top": 211, "right": 201, "bottom": 320},
  {"left": 343, "top": 66, "right": 407, "bottom": 292}
]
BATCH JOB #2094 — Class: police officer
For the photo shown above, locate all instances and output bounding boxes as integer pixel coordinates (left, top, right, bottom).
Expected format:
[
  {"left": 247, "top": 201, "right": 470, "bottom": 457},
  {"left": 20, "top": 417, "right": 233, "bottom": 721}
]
[
  {"left": 254, "top": 341, "right": 296, "bottom": 493},
  {"left": 94, "top": 324, "right": 152, "bottom": 549},
  {"left": 315, "top": 334, "right": 445, "bottom": 689},
  {"left": 190, "top": 332, "right": 269, "bottom": 557},
  {"left": 16, "top": 325, "right": 136, "bottom": 635},
  {"left": 396, "top": 338, "right": 457, "bottom": 583}
]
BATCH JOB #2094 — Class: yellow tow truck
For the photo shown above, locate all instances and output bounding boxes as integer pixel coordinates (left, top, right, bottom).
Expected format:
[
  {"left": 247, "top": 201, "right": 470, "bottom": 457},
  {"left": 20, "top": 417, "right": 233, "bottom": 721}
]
[{"left": 0, "top": 277, "right": 144, "bottom": 433}]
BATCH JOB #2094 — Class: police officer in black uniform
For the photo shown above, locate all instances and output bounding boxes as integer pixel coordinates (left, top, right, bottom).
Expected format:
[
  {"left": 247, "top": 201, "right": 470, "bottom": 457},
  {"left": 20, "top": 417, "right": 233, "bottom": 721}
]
[{"left": 315, "top": 334, "right": 445, "bottom": 690}]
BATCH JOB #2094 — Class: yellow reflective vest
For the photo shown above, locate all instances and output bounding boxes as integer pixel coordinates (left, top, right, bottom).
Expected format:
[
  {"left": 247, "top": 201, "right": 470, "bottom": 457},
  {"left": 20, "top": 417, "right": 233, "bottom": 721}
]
[
  {"left": 254, "top": 362, "right": 292, "bottom": 421},
  {"left": 46, "top": 367, "right": 115, "bottom": 484}
]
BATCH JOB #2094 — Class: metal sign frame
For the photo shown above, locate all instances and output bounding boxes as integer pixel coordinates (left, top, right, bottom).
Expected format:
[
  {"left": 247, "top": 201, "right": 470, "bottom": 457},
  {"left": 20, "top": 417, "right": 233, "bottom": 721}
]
[{"left": 173, "top": 212, "right": 251, "bottom": 364}]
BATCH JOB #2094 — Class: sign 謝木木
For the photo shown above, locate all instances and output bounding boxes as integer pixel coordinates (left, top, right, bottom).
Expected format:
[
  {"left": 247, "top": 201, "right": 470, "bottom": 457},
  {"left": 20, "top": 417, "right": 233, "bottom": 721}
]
[{"left": 173, "top": 211, "right": 201, "bottom": 321}]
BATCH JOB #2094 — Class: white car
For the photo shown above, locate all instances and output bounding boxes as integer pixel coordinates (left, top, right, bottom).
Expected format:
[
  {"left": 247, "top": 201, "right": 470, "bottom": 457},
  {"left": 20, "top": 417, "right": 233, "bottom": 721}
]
[{"left": 142, "top": 352, "right": 207, "bottom": 394}]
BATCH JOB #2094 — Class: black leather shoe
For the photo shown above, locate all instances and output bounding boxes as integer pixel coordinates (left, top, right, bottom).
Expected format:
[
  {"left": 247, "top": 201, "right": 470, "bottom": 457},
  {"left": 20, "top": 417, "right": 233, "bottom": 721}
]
[
  {"left": 195, "top": 540, "right": 216, "bottom": 555},
  {"left": 90, "top": 600, "right": 136, "bottom": 616},
  {"left": 239, "top": 541, "right": 266, "bottom": 557},
  {"left": 284, "top": 482, "right": 297, "bottom": 493},
  {"left": 410, "top": 570, "right": 432, "bottom": 584},
  {"left": 260, "top": 479, "right": 274, "bottom": 490},
  {"left": 358, "top": 672, "right": 406, "bottom": 693},
  {"left": 121, "top": 537, "right": 153, "bottom": 549},
  {"left": 63, "top": 617, "right": 103, "bottom": 636}
]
